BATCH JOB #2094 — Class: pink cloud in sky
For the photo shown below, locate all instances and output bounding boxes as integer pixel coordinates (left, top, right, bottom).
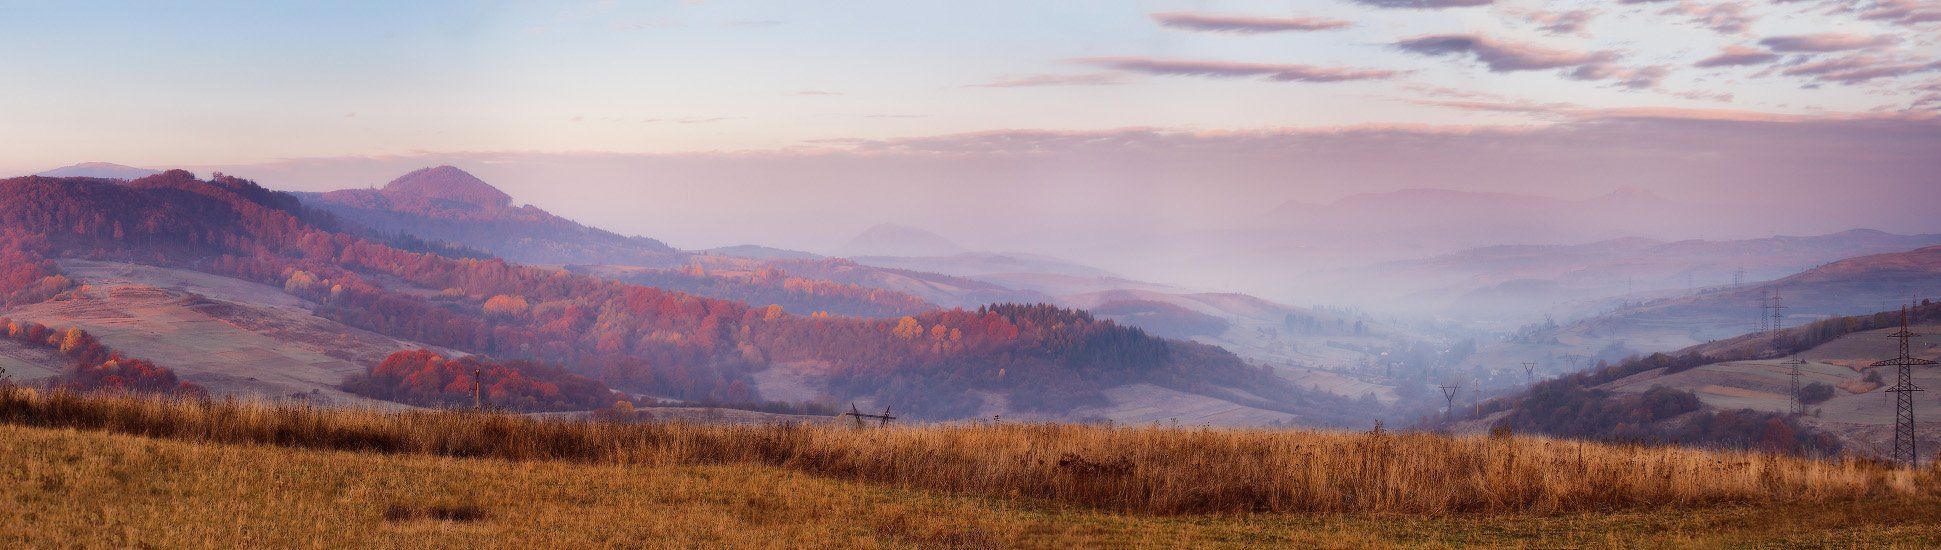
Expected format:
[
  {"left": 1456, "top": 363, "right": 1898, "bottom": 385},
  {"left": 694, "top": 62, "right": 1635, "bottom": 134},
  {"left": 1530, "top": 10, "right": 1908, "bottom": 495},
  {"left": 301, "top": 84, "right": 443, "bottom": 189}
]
[
  {"left": 1784, "top": 54, "right": 1941, "bottom": 84},
  {"left": 1759, "top": 33, "right": 1899, "bottom": 52},
  {"left": 1348, "top": 0, "right": 1491, "bottom": 9},
  {"left": 1150, "top": 12, "right": 1352, "bottom": 33},
  {"left": 1394, "top": 34, "right": 1615, "bottom": 72},
  {"left": 1695, "top": 45, "right": 1781, "bottom": 67},
  {"left": 1075, "top": 57, "right": 1399, "bottom": 82},
  {"left": 971, "top": 73, "right": 1128, "bottom": 88}
]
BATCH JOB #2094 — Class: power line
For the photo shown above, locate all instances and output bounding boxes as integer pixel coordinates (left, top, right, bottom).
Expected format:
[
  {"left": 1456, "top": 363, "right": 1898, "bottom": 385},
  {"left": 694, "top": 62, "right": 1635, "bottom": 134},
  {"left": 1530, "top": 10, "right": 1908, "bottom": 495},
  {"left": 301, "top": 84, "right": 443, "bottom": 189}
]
[
  {"left": 1439, "top": 383, "right": 1462, "bottom": 420},
  {"left": 1871, "top": 307, "right": 1935, "bottom": 466}
]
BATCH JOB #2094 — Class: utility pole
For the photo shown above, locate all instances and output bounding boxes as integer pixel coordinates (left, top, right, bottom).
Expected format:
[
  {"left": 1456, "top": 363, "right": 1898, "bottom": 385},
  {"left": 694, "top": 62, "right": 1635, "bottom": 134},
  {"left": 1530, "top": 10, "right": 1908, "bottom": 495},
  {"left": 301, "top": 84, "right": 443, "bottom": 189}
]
[
  {"left": 1439, "top": 383, "right": 1462, "bottom": 420},
  {"left": 1472, "top": 388, "right": 1482, "bottom": 417},
  {"left": 1786, "top": 357, "right": 1807, "bottom": 416},
  {"left": 1871, "top": 307, "right": 1935, "bottom": 466},
  {"left": 472, "top": 368, "right": 483, "bottom": 411}
]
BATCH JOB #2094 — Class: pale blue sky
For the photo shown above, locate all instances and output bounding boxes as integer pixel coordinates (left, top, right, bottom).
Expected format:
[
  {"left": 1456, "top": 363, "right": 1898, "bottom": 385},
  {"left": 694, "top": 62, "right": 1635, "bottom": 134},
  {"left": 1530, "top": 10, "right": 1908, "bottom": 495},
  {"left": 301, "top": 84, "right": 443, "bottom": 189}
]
[{"left": 3, "top": 0, "right": 1934, "bottom": 175}]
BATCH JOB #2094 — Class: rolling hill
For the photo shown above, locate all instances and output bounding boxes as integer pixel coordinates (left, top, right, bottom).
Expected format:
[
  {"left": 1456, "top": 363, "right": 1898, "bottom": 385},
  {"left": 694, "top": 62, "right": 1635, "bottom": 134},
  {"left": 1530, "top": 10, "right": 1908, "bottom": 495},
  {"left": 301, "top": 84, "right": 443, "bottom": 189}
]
[
  {"left": 298, "top": 166, "right": 686, "bottom": 268},
  {"left": 1307, "top": 229, "right": 1941, "bottom": 323},
  {"left": 35, "top": 162, "right": 161, "bottom": 180},
  {"left": 1455, "top": 244, "right": 1941, "bottom": 392},
  {"left": 0, "top": 170, "right": 1359, "bottom": 424},
  {"left": 832, "top": 223, "right": 966, "bottom": 258},
  {"left": 0, "top": 260, "right": 436, "bottom": 407},
  {"left": 1453, "top": 301, "right": 1941, "bottom": 459},
  {"left": 293, "top": 166, "right": 1414, "bottom": 396}
]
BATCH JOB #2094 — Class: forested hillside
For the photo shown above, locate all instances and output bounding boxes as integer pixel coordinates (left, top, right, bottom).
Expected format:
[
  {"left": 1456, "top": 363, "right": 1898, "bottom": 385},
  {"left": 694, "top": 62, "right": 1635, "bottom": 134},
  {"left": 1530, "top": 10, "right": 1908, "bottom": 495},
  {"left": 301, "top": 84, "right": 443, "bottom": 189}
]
[{"left": 0, "top": 172, "right": 1339, "bottom": 420}]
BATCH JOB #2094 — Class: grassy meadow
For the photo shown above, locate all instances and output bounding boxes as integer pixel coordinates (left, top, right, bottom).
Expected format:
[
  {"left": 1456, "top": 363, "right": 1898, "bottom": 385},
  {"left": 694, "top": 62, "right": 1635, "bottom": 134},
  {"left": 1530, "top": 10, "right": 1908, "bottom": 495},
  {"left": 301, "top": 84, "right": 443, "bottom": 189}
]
[{"left": 4, "top": 387, "right": 1941, "bottom": 547}]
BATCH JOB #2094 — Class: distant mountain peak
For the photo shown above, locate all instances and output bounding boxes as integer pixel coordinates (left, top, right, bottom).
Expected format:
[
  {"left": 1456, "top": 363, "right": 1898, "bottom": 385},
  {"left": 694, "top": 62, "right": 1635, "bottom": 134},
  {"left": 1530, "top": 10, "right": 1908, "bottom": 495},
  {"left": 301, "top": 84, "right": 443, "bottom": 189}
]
[
  {"left": 836, "top": 223, "right": 967, "bottom": 258},
  {"left": 36, "top": 162, "right": 162, "bottom": 180},
  {"left": 382, "top": 166, "right": 511, "bottom": 210},
  {"left": 1597, "top": 185, "right": 1666, "bottom": 202}
]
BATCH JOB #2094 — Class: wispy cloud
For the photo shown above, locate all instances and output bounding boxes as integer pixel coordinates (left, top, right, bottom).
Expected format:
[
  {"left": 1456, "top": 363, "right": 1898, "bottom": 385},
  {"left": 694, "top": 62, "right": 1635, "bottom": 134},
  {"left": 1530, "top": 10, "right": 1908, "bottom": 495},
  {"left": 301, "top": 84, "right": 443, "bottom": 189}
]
[
  {"left": 971, "top": 73, "right": 1129, "bottom": 88},
  {"left": 1394, "top": 34, "right": 1614, "bottom": 71},
  {"left": 1076, "top": 57, "right": 1399, "bottom": 83},
  {"left": 1568, "top": 64, "right": 1670, "bottom": 89},
  {"left": 1859, "top": 0, "right": 1941, "bottom": 27},
  {"left": 1512, "top": 8, "right": 1599, "bottom": 35},
  {"left": 1393, "top": 34, "right": 1671, "bottom": 89},
  {"left": 1695, "top": 45, "right": 1781, "bottom": 67},
  {"left": 638, "top": 116, "right": 732, "bottom": 124},
  {"left": 1346, "top": 0, "right": 1491, "bottom": 9},
  {"left": 1759, "top": 33, "right": 1899, "bottom": 52},
  {"left": 1783, "top": 54, "right": 1941, "bottom": 84},
  {"left": 1661, "top": 1, "right": 1756, "bottom": 34},
  {"left": 1150, "top": 12, "right": 1351, "bottom": 33},
  {"left": 1406, "top": 98, "right": 1581, "bottom": 115}
]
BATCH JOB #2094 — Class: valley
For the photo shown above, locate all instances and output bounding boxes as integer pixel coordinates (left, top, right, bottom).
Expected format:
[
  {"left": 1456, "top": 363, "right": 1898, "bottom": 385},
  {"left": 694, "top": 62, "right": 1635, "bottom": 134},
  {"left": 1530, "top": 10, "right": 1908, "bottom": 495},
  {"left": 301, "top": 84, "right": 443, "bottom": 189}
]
[{"left": 12, "top": 2, "right": 1941, "bottom": 545}]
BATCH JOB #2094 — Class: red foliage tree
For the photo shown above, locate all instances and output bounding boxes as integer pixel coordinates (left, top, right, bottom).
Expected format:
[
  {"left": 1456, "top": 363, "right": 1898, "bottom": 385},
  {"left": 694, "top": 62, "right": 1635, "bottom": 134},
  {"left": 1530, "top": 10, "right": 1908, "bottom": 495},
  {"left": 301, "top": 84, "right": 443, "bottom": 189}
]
[
  {"left": 342, "top": 349, "right": 618, "bottom": 412},
  {"left": 0, "top": 317, "right": 204, "bottom": 396}
]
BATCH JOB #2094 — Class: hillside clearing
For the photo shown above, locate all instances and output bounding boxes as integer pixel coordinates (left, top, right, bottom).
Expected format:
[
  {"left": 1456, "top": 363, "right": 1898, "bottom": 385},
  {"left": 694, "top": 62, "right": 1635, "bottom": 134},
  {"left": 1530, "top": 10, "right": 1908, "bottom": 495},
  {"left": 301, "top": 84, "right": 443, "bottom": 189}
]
[{"left": 0, "top": 260, "right": 445, "bottom": 406}]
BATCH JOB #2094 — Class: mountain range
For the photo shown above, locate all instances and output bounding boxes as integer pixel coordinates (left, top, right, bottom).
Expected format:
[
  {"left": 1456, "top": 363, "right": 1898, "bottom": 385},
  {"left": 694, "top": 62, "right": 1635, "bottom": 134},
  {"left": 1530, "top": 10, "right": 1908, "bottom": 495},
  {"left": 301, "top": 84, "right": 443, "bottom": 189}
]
[
  {"left": 36, "top": 162, "right": 161, "bottom": 180},
  {"left": 0, "top": 169, "right": 1367, "bottom": 425},
  {"left": 298, "top": 166, "right": 684, "bottom": 267}
]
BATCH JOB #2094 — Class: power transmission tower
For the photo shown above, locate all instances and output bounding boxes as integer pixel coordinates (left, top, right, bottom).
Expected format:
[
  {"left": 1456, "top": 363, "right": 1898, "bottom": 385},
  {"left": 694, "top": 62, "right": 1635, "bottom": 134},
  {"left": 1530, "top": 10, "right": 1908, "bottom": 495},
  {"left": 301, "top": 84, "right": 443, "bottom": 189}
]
[
  {"left": 1472, "top": 388, "right": 1482, "bottom": 417},
  {"left": 1786, "top": 357, "right": 1808, "bottom": 416},
  {"left": 1522, "top": 362, "right": 1538, "bottom": 385},
  {"left": 1439, "top": 383, "right": 1461, "bottom": 419},
  {"left": 1769, "top": 292, "right": 1788, "bottom": 346},
  {"left": 1871, "top": 307, "right": 1935, "bottom": 466},
  {"left": 1733, "top": 268, "right": 1745, "bottom": 289},
  {"left": 1758, "top": 289, "right": 1771, "bottom": 334}
]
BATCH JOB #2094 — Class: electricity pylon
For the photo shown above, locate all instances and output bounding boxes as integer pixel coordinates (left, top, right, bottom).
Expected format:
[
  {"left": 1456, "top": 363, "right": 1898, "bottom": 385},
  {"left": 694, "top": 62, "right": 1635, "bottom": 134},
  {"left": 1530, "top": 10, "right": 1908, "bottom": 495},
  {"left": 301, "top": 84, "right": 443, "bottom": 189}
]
[{"left": 1871, "top": 307, "right": 1935, "bottom": 466}]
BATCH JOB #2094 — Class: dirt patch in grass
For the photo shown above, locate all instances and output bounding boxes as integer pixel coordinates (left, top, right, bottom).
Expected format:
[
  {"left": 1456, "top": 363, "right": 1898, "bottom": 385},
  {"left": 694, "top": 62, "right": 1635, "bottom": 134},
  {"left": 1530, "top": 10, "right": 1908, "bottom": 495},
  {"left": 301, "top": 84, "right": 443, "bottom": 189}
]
[{"left": 385, "top": 503, "right": 489, "bottom": 523}]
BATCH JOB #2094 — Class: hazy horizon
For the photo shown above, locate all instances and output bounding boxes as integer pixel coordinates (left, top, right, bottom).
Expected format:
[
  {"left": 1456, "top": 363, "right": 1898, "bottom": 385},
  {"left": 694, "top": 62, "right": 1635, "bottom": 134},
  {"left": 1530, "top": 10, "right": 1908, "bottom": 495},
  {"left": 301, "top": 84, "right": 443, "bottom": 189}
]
[{"left": 8, "top": 0, "right": 1941, "bottom": 303}]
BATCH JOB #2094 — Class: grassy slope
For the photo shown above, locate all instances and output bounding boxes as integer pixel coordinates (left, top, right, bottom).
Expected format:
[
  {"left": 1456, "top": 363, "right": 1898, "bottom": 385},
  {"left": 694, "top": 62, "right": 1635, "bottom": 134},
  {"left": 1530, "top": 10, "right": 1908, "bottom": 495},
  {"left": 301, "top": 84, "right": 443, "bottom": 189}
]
[
  {"left": 0, "top": 260, "right": 442, "bottom": 406},
  {"left": 4, "top": 423, "right": 1941, "bottom": 548}
]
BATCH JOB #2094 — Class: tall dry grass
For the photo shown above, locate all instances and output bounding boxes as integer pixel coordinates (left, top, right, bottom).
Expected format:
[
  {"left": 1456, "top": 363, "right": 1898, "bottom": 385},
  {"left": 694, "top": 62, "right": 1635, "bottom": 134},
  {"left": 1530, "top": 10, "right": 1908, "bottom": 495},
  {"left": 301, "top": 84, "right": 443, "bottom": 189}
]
[{"left": 0, "top": 386, "right": 1932, "bottom": 516}]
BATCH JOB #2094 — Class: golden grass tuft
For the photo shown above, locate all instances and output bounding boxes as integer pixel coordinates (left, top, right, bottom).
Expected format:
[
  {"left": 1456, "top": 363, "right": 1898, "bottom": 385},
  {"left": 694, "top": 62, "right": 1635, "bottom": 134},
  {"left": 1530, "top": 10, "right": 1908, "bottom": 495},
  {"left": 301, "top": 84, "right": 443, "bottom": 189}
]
[{"left": 1, "top": 386, "right": 1934, "bottom": 516}]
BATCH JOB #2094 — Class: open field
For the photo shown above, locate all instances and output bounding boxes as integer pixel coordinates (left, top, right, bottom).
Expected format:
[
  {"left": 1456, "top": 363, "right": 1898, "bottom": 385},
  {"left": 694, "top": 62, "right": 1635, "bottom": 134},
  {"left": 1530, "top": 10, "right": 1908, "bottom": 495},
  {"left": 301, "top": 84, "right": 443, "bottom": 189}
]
[
  {"left": 5, "top": 392, "right": 1941, "bottom": 547},
  {"left": 8, "top": 422, "right": 1941, "bottom": 548},
  {"left": 3, "top": 388, "right": 1937, "bottom": 517},
  {"left": 1596, "top": 324, "right": 1941, "bottom": 457},
  {"left": 0, "top": 261, "right": 446, "bottom": 406},
  {"left": 14, "top": 422, "right": 1941, "bottom": 548}
]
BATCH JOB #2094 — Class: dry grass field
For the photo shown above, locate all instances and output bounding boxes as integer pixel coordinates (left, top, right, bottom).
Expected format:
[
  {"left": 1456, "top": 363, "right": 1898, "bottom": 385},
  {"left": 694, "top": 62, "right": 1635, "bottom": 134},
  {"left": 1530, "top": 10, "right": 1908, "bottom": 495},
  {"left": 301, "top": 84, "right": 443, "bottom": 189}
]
[{"left": 4, "top": 387, "right": 1941, "bottom": 547}]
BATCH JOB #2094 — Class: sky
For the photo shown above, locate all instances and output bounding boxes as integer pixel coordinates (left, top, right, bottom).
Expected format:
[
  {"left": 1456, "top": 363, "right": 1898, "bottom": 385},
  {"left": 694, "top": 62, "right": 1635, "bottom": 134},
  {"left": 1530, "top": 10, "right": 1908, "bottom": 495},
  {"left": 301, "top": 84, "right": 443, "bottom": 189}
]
[{"left": 3, "top": 1, "right": 1940, "bottom": 260}]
